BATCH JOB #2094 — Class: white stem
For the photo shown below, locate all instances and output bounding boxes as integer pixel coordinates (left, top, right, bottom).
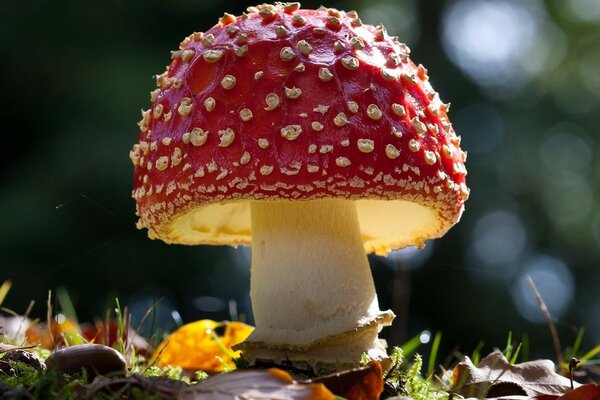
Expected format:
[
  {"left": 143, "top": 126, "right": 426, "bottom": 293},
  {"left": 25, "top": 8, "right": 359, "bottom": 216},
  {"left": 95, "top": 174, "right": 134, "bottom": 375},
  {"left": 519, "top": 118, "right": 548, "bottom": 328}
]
[{"left": 243, "top": 199, "right": 394, "bottom": 366}]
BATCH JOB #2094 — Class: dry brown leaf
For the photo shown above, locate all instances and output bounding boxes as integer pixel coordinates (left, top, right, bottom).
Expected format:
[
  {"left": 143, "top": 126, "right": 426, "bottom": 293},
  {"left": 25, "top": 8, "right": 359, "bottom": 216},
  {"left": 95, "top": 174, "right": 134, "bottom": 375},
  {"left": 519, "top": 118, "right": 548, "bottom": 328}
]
[
  {"left": 461, "top": 384, "right": 600, "bottom": 400},
  {"left": 452, "top": 350, "right": 578, "bottom": 398},
  {"left": 182, "top": 368, "right": 334, "bottom": 400},
  {"left": 151, "top": 320, "right": 253, "bottom": 373},
  {"left": 307, "top": 360, "right": 383, "bottom": 400},
  {"left": 557, "top": 383, "right": 600, "bottom": 400}
]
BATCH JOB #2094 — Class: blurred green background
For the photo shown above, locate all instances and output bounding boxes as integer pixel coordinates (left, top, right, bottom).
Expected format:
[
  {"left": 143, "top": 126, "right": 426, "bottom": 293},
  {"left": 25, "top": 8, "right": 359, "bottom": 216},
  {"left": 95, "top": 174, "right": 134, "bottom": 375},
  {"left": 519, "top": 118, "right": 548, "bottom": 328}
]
[{"left": 2, "top": 0, "right": 600, "bottom": 364}]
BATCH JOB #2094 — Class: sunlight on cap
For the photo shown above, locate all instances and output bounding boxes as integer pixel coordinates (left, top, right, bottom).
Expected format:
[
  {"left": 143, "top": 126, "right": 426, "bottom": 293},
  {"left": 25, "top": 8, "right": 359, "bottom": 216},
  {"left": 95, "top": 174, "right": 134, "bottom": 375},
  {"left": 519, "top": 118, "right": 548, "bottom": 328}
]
[{"left": 511, "top": 255, "right": 574, "bottom": 323}]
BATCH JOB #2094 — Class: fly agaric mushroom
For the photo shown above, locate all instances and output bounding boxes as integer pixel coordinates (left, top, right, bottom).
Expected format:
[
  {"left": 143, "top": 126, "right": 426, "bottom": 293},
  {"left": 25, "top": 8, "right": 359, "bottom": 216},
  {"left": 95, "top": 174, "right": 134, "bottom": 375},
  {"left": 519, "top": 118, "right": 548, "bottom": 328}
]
[{"left": 131, "top": 3, "right": 468, "bottom": 368}]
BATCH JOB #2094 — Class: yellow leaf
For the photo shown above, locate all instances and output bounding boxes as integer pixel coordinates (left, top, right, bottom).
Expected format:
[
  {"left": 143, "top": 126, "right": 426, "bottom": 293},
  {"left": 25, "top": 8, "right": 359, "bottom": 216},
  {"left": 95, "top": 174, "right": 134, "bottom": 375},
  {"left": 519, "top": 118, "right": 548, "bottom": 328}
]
[{"left": 151, "top": 320, "right": 253, "bottom": 373}]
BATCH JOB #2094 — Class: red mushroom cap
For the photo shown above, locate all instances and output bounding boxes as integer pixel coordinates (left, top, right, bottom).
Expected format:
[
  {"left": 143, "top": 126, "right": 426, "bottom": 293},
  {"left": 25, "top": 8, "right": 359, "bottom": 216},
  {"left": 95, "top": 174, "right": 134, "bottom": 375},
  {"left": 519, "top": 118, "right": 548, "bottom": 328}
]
[{"left": 131, "top": 3, "right": 469, "bottom": 254}]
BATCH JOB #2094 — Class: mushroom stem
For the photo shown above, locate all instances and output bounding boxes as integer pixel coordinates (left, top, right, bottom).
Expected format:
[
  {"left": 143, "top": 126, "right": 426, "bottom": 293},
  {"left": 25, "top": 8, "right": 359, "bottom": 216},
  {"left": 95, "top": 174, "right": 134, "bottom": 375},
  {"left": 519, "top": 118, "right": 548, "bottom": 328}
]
[{"left": 243, "top": 199, "right": 394, "bottom": 367}]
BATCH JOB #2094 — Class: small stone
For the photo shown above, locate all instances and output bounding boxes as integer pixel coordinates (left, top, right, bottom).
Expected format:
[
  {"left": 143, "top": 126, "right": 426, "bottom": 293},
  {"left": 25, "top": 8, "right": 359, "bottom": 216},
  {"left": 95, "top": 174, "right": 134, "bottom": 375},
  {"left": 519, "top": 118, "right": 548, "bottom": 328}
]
[
  {"left": 0, "top": 348, "right": 46, "bottom": 375},
  {"left": 45, "top": 344, "right": 126, "bottom": 382}
]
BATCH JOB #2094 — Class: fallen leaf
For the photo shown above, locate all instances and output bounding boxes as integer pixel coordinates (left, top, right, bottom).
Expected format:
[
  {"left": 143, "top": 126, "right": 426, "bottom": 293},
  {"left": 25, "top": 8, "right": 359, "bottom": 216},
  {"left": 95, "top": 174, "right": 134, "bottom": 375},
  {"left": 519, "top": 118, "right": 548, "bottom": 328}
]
[
  {"left": 25, "top": 318, "right": 80, "bottom": 349},
  {"left": 307, "top": 360, "right": 383, "bottom": 400},
  {"left": 80, "top": 321, "right": 150, "bottom": 354},
  {"left": 452, "top": 350, "right": 578, "bottom": 398},
  {"left": 182, "top": 368, "right": 334, "bottom": 400},
  {"left": 151, "top": 320, "right": 253, "bottom": 373},
  {"left": 558, "top": 383, "right": 600, "bottom": 400}
]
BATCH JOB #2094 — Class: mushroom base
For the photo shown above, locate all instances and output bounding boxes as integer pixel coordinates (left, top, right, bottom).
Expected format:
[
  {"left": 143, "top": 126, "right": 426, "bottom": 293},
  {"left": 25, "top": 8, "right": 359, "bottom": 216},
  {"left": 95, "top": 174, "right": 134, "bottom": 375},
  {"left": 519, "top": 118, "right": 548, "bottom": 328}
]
[
  {"left": 238, "top": 312, "right": 394, "bottom": 370},
  {"left": 241, "top": 199, "right": 395, "bottom": 368}
]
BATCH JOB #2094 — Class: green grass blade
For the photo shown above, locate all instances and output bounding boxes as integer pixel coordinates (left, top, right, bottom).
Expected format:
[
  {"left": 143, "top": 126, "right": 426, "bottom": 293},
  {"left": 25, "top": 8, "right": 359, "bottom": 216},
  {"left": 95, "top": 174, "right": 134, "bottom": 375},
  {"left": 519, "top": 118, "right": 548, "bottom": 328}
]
[
  {"left": 114, "top": 298, "right": 126, "bottom": 354},
  {"left": 428, "top": 331, "right": 442, "bottom": 376},
  {"left": 0, "top": 280, "right": 12, "bottom": 307},
  {"left": 471, "top": 341, "right": 485, "bottom": 365},
  {"left": 56, "top": 286, "right": 78, "bottom": 324},
  {"left": 571, "top": 328, "right": 585, "bottom": 357},
  {"left": 401, "top": 332, "right": 424, "bottom": 358},
  {"left": 510, "top": 342, "right": 522, "bottom": 365},
  {"left": 580, "top": 345, "right": 600, "bottom": 364},
  {"left": 503, "top": 331, "right": 513, "bottom": 360}
]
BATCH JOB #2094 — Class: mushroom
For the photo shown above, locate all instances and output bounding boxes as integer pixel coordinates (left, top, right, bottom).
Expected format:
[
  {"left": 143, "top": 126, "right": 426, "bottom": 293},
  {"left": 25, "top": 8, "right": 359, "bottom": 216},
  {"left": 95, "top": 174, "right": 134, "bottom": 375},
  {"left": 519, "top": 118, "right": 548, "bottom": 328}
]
[{"left": 131, "top": 3, "right": 469, "bottom": 369}]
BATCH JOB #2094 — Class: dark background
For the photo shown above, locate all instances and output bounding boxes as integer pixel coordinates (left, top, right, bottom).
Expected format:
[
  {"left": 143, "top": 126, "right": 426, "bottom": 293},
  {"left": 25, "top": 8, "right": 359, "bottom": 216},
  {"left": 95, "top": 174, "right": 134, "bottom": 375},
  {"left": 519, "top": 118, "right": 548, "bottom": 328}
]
[{"left": 2, "top": 0, "right": 599, "bottom": 366}]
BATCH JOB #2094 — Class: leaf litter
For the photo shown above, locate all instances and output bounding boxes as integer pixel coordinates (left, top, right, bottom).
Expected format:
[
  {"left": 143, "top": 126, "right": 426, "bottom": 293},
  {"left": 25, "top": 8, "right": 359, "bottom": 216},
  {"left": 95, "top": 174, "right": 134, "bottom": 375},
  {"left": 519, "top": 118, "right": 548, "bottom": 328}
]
[{"left": 1, "top": 281, "right": 600, "bottom": 399}]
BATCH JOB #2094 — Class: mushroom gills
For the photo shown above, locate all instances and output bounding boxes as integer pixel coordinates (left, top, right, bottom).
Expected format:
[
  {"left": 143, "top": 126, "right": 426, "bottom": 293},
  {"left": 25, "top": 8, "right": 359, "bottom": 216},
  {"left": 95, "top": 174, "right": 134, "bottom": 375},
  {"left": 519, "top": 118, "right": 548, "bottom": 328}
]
[{"left": 168, "top": 199, "right": 442, "bottom": 255}]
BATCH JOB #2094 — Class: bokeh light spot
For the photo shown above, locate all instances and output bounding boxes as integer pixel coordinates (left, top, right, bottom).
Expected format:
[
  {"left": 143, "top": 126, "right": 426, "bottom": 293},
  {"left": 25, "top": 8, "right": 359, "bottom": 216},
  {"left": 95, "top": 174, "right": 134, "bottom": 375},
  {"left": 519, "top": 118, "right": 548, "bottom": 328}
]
[
  {"left": 420, "top": 330, "right": 431, "bottom": 344},
  {"left": 468, "top": 210, "right": 527, "bottom": 276},
  {"left": 511, "top": 255, "right": 574, "bottom": 323},
  {"left": 540, "top": 124, "right": 592, "bottom": 184},
  {"left": 540, "top": 124, "right": 593, "bottom": 227},
  {"left": 566, "top": 0, "right": 600, "bottom": 22},
  {"left": 441, "top": 0, "right": 564, "bottom": 94}
]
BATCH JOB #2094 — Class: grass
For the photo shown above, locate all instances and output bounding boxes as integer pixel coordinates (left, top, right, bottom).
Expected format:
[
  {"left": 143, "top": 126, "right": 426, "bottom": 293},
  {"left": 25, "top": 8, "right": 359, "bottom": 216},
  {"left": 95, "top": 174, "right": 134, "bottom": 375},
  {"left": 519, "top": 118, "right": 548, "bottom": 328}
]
[{"left": 2, "top": 281, "right": 599, "bottom": 399}]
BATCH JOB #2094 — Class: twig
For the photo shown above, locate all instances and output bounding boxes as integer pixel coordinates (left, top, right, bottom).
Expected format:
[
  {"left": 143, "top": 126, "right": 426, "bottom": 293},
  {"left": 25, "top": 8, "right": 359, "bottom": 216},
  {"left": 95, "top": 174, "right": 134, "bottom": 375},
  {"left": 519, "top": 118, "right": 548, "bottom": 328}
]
[
  {"left": 526, "top": 276, "right": 562, "bottom": 366},
  {"left": 568, "top": 357, "right": 579, "bottom": 390},
  {"left": 46, "top": 290, "right": 55, "bottom": 349}
]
